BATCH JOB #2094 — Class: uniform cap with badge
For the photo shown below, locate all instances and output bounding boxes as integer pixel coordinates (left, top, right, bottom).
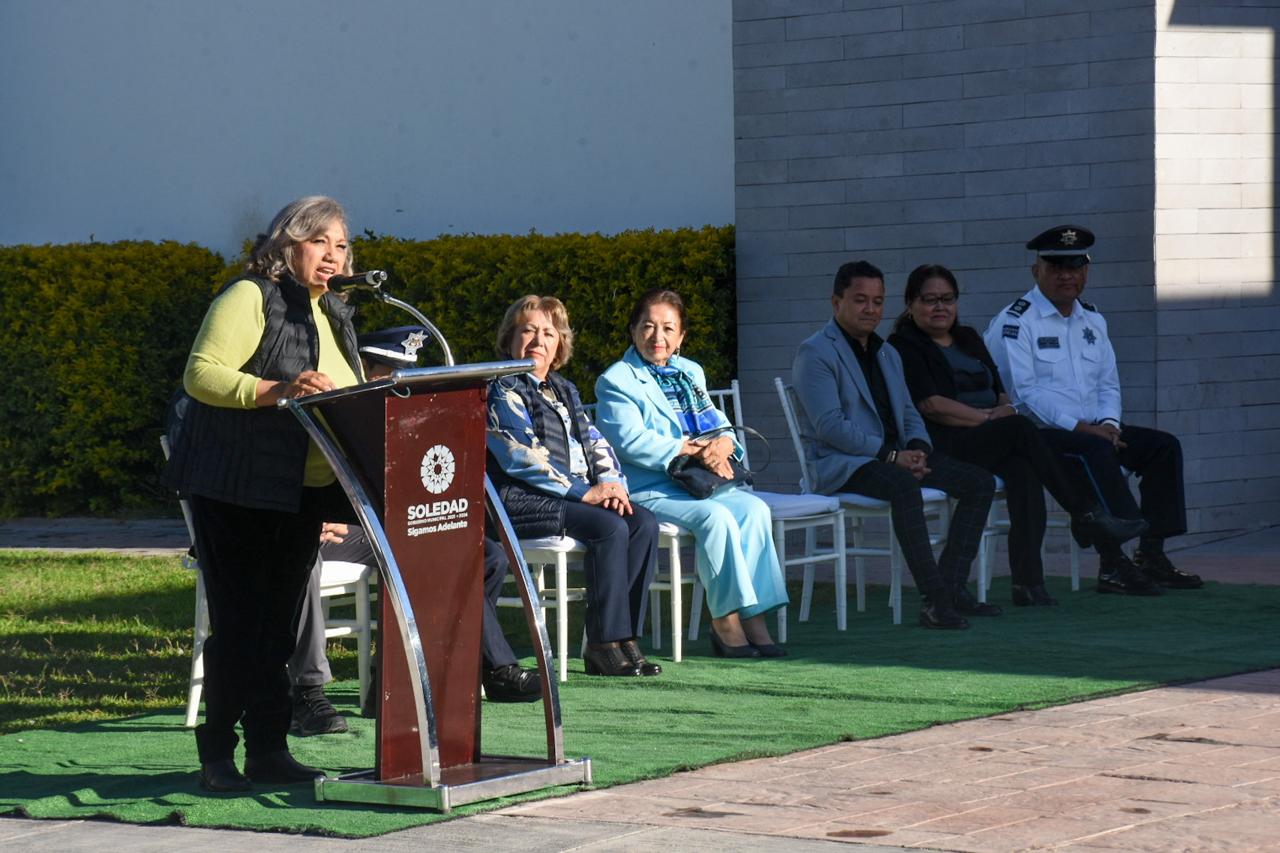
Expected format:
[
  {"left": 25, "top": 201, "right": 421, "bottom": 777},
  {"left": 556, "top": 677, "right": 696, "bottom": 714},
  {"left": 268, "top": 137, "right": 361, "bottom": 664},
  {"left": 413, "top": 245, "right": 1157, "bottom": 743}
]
[
  {"left": 1027, "top": 224, "right": 1093, "bottom": 269},
  {"left": 357, "top": 325, "right": 430, "bottom": 370}
]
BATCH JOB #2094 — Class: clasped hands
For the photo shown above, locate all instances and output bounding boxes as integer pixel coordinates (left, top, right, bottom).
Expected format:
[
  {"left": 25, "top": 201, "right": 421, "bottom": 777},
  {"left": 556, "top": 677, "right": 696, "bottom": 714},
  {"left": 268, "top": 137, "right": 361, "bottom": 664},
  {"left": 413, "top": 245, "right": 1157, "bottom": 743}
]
[
  {"left": 1076, "top": 421, "right": 1126, "bottom": 449},
  {"left": 681, "top": 434, "right": 736, "bottom": 479},
  {"left": 583, "top": 481, "right": 633, "bottom": 516},
  {"left": 892, "top": 448, "right": 931, "bottom": 481}
]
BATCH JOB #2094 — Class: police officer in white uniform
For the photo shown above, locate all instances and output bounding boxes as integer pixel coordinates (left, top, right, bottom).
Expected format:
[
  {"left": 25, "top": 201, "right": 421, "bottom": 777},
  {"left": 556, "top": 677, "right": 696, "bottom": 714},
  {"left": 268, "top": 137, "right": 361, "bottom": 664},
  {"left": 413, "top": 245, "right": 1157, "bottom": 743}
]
[{"left": 984, "top": 225, "right": 1202, "bottom": 595}]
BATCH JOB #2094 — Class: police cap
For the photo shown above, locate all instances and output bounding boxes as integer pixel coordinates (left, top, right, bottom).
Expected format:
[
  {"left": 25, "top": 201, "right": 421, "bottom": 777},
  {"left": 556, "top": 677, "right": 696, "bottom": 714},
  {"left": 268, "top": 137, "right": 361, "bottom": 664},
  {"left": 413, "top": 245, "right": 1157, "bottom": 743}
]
[
  {"left": 1026, "top": 224, "right": 1093, "bottom": 267},
  {"left": 358, "top": 325, "right": 430, "bottom": 369}
]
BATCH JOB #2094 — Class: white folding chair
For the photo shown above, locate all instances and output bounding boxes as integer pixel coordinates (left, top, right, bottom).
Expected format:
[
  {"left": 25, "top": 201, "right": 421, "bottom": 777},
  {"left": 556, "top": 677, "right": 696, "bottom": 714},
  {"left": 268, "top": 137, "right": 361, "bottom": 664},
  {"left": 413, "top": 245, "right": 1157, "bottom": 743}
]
[
  {"left": 497, "top": 535, "right": 587, "bottom": 682},
  {"left": 162, "top": 437, "right": 374, "bottom": 726},
  {"left": 976, "top": 486, "right": 1082, "bottom": 599},
  {"left": 685, "top": 381, "right": 848, "bottom": 635},
  {"left": 775, "top": 378, "right": 950, "bottom": 625}
]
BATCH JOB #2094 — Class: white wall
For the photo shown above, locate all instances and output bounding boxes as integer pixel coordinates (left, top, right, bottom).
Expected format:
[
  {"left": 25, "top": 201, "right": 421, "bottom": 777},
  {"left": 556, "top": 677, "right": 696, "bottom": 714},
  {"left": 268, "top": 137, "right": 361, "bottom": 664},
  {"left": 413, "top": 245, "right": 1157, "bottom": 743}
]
[{"left": 0, "top": 1, "right": 733, "bottom": 257}]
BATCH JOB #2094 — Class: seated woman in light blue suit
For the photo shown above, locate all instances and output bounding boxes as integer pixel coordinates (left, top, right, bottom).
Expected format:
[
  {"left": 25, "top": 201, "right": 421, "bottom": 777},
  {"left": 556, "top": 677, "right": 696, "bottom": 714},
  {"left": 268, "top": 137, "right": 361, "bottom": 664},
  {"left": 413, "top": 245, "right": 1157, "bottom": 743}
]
[{"left": 595, "top": 289, "right": 788, "bottom": 659}]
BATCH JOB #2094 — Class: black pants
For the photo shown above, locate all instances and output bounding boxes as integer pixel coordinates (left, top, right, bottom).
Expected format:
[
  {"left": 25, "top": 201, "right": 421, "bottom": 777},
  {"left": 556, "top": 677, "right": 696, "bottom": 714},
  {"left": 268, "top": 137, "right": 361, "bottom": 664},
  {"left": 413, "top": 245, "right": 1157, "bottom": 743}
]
[
  {"left": 948, "top": 415, "right": 1093, "bottom": 585},
  {"left": 840, "top": 454, "right": 995, "bottom": 600},
  {"left": 188, "top": 483, "right": 352, "bottom": 763},
  {"left": 556, "top": 501, "right": 659, "bottom": 644},
  {"left": 1039, "top": 424, "right": 1187, "bottom": 541}
]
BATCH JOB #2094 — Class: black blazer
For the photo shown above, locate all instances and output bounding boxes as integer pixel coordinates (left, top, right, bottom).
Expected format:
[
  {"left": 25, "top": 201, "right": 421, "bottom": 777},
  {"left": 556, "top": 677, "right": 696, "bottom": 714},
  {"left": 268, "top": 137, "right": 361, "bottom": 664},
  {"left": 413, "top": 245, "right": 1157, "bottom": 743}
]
[{"left": 887, "top": 319, "right": 1005, "bottom": 454}]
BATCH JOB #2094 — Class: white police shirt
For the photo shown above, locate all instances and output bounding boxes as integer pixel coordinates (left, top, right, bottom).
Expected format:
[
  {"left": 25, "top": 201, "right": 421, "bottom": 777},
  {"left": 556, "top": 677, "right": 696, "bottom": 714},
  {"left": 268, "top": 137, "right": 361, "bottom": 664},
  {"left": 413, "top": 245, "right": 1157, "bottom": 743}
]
[{"left": 982, "top": 286, "right": 1122, "bottom": 431}]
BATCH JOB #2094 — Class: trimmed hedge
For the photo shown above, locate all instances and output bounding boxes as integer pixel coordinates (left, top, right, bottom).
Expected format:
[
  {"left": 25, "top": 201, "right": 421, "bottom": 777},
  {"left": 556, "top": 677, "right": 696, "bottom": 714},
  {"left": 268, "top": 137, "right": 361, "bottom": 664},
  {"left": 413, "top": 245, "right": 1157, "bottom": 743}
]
[
  {"left": 0, "top": 227, "right": 734, "bottom": 516},
  {"left": 0, "top": 242, "right": 223, "bottom": 516}
]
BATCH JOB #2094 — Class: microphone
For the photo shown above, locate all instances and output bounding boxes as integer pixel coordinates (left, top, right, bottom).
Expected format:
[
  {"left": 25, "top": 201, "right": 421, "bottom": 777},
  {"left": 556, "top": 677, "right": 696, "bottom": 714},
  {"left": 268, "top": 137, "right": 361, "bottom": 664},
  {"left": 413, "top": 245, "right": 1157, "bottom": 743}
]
[{"left": 327, "top": 270, "right": 388, "bottom": 293}]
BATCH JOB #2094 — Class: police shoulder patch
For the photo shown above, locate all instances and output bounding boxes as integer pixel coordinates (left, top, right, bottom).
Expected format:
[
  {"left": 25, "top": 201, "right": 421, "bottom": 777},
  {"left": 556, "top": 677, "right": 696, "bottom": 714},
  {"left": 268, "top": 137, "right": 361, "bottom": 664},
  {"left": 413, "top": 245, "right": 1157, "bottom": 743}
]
[
  {"left": 1002, "top": 324, "right": 1020, "bottom": 339},
  {"left": 1079, "top": 299, "right": 1098, "bottom": 312},
  {"left": 1006, "top": 298, "right": 1030, "bottom": 317}
]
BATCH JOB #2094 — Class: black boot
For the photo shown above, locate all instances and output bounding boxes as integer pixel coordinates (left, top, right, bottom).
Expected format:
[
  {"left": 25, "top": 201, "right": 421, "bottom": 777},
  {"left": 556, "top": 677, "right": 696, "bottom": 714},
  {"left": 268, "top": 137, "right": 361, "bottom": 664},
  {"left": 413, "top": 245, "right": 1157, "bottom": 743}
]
[
  {"left": 1097, "top": 554, "right": 1163, "bottom": 596},
  {"left": 289, "top": 684, "right": 348, "bottom": 736}
]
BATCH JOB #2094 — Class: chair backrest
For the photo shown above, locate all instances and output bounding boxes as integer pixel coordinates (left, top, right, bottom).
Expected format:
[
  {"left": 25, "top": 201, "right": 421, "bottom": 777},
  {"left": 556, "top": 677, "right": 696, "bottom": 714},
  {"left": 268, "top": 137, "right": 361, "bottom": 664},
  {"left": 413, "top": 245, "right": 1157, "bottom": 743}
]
[
  {"left": 706, "top": 379, "right": 748, "bottom": 468},
  {"left": 160, "top": 436, "right": 200, "bottom": 571},
  {"left": 773, "top": 377, "right": 816, "bottom": 494}
]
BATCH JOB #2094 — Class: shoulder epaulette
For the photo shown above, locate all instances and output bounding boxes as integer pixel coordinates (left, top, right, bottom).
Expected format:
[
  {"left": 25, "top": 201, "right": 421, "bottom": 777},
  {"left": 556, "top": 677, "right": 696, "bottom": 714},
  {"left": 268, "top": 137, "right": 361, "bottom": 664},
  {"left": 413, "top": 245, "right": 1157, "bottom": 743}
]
[
  {"left": 1006, "top": 298, "right": 1030, "bottom": 317},
  {"left": 1079, "top": 299, "right": 1098, "bottom": 313}
]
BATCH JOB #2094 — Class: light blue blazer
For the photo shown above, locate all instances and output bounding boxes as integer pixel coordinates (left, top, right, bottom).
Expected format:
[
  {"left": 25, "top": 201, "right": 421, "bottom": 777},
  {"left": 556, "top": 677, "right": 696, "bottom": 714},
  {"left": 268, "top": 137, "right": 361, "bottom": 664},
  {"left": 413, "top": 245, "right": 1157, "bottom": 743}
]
[
  {"left": 792, "top": 319, "right": 932, "bottom": 495},
  {"left": 594, "top": 347, "right": 741, "bottom": 503}
]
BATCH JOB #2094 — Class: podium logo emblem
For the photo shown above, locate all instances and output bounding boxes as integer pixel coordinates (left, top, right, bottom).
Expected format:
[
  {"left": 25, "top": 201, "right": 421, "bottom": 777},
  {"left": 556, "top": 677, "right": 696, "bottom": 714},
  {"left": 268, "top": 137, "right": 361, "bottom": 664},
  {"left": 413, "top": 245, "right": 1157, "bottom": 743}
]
[{"left": 420, "top": 445, "right": 456, "bottom": 494}]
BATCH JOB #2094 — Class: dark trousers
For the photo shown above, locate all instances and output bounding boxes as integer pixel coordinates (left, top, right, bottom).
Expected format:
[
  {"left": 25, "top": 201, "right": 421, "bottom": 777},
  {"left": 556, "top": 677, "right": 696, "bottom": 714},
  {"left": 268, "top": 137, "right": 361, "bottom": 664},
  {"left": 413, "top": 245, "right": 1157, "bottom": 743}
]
[
  {"left": 309, "top": 528, "right": 522, "bottom": 674},
  {"left": 840, "top": 454, "right": 995, "bottom": 600},
  {"left": 1040, "top": 424, "right": 1187, "bottom": 541},
  {"left": 948, "top": 415, "right": 1093, "bottom": 585},
  {"left": 558, "top": 502, "right": 659, "bottom": 644},
  {"left": 188, "top": 484, "right": 351, "bottom": 763}
]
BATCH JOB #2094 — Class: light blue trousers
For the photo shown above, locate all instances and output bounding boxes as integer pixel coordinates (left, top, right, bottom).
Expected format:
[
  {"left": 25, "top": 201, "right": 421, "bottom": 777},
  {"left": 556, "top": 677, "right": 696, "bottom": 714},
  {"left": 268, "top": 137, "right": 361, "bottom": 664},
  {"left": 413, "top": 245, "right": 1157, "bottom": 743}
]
[{"left": 637, "top": 486, "right": 788, "bottom": 620}]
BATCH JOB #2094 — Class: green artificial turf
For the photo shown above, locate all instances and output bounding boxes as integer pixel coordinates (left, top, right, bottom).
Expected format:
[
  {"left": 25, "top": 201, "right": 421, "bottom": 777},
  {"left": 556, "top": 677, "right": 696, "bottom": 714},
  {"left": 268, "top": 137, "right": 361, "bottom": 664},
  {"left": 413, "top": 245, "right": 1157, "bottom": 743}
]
[{"left": 1, "top": 551, "right": 1279, "bottom": 837}]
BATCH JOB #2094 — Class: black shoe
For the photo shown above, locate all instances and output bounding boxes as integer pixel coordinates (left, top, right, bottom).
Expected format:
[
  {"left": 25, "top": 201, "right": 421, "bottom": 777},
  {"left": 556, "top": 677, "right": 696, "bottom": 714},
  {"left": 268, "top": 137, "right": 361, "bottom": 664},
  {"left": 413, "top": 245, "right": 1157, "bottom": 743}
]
[
  {"left": 1133, "top": 550, "right": 1203, "bottom": 589},
  {"left": 919, "top": 603, "right": 970, "bottom": 629},
  {"left": 243, "top": 750, "right": 325, "bottom": 785},
  {"left": 290, "top": 685, "right": 348, "bottom": 737},
  {"left": 748, "top": 640, "right": 788, "bottom": 657},
  {"left": 1074, "top": 506, "right": 1148, "bottom": 546},
  {"left": 1097, "top": 555, "right": 1164, "bottom": 596},
  {"left": 619, "top": 639, "right": 663, "bottom": 675},
  {"left": 709, "top": 628, "right": 762, "bottom": 658},
  {"left": 583, "top": 644, "right": 641, "bottom": 676},
  {"left": 1011, "top": 583, "right": 1058, "bottom": 606},
  {"left": 483, "top": 664, "right": 543, "bottom": 701},
  {"left": 952, "top": 584, "right": 1003, "bottom": 616},
  {"left": 199, "top": 758, "right": 251, "bottom": 792}
]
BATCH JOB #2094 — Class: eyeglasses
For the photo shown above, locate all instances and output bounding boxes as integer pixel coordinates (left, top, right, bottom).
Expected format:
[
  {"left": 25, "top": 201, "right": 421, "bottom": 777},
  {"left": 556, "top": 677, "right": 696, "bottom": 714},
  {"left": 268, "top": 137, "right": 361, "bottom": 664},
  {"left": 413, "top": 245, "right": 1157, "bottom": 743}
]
[{"left": 916, "top": 293, "right": 957, "bottom": 307}]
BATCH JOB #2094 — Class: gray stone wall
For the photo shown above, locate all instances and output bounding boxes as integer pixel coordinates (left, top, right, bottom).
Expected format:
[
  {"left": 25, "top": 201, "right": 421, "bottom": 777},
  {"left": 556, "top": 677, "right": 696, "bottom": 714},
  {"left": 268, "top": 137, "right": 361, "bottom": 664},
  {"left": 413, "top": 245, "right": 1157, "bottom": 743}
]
[{"left": 734, "top": 0, "right": 1278, "bottom": 537}]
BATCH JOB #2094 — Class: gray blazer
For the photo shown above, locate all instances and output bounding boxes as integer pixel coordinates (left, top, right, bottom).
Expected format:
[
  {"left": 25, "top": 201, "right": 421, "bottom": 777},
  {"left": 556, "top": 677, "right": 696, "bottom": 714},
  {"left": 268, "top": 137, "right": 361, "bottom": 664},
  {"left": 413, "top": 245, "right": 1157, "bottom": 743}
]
[{"left": 792, "top": 319, "right": 932, "bottom": 495}]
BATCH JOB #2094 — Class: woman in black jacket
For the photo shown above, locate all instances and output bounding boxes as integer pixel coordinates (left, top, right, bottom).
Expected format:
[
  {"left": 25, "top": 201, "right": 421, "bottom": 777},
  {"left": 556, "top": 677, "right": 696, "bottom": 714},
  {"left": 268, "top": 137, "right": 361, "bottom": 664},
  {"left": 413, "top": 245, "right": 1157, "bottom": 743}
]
[{"left": 888, "top": 264, "right": 1145, "bottom": 607}]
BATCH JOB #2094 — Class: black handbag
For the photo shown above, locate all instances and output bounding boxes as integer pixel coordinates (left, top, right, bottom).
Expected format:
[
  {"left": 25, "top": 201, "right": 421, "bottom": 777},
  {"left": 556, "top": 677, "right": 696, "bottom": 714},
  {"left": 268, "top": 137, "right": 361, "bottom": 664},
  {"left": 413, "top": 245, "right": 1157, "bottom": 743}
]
[{"left": 665, "top": 425, "right": 770, "bottom": 500}]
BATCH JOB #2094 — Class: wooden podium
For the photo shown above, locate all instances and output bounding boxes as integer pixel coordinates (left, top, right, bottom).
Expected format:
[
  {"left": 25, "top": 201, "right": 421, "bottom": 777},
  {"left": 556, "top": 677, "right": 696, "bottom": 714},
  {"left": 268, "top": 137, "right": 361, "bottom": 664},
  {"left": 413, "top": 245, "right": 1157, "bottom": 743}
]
[{"left": 283, "top": 360, "right": 591, "bottom": 811}]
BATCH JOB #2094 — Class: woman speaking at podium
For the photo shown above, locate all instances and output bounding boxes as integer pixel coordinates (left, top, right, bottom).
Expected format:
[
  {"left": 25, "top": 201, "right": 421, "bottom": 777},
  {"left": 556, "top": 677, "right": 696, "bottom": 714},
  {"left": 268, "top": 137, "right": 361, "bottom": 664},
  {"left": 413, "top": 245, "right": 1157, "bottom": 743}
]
[{"left": 164, "top": 196, "right": 364, "bottom": 792}]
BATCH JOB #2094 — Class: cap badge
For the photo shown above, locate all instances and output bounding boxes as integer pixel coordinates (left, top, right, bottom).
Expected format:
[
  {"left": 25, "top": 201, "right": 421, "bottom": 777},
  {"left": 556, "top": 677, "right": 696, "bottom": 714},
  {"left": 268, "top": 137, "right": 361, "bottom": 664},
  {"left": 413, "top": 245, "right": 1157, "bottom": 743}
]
[
  {"left": 401, "top": 331, "right": 427, "bottom": 359},
  {"left": 1061, "top": 229, "right": 1079, "bottom": 246}
]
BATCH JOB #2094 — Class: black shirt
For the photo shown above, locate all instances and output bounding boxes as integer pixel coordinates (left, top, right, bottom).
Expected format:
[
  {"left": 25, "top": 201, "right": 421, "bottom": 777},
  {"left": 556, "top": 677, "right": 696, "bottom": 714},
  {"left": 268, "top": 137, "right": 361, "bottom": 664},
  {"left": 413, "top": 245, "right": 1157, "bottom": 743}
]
[{"left": 837, "top": 325, "right": 929, "bottom": 461}]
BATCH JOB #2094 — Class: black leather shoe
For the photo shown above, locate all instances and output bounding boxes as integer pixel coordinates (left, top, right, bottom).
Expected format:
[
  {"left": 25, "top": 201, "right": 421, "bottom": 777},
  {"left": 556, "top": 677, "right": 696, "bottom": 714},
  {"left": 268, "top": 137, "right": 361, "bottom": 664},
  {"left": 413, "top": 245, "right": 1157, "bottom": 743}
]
[
  {"left": 1074, "top": 506, "right": 1148, "bottom": 546},
  {"left": 1097, "top": 555, "right": 1164, "bottom": 596},
  {"left": 243, "top": 750, "right": 324, "bottom": 785},
  {"left": 583, "top": 644, "right": 641, "bottom": 676},
  {"left": 953, "top": 584, "right": 1003, "bottom": 616},
  {"left": 709, "top": 628, "right": 762, "bottom": 658},
  {"left": 1133, "top": 550, "right": 1203, "bottom": 589},
  {"left": 748, "top": 640, "right": 788, "bottom": 657},
  {"left": 199, "top": 758, "right": 251, "bottom": 792},
  {"left": 1011, "top": 583, "right": 1058, "bottom": 606},
  {"left": 919, "top": 603, "right": 970, "bottom": 629},
  {"left": 619, "top": 639, "right": 662, "bottom": 675},
  {"left": 483, "top": 664, "right": 543, "bottom": 701},
  {"left": 290, "top": 685, "right": 348, "bottom": 736}
]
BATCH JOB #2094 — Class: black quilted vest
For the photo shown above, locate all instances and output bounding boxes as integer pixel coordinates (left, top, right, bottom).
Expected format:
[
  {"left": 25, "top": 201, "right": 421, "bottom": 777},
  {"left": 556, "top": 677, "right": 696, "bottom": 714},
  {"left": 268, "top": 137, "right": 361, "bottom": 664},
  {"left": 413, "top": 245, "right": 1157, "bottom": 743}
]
[{"left": 164, "top": 275, "right": 362, "bottom": 512}]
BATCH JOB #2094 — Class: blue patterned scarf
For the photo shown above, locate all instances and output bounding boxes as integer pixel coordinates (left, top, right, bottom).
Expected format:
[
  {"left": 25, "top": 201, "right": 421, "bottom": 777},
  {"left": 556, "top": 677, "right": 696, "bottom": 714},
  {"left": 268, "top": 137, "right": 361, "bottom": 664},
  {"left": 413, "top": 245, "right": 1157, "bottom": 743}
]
[{"left": 645, "top": 361, "right": 725, "bottom": 437}]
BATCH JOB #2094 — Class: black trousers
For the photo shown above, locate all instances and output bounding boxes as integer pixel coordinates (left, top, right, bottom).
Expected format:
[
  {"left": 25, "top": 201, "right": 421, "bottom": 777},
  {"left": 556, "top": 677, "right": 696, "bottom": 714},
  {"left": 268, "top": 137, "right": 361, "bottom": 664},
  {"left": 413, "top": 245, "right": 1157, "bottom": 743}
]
[
  {"left": 840, "top": 454, "right": 995, "bottom": 600},
  {"left": 313, "top": 529, "right": 520, "bottom": 672},
  {"left": 947, "top": 415, "right": 1093, "bottom": 585},
  {"left": 552, "top": 501, "right": 659, "bottom": 644},
  {"left": 1039, "top": 424, "right": 1187, "bottom": 541},
  {"left": 188, "top": 483, "right": 353, "bottom": 763}
]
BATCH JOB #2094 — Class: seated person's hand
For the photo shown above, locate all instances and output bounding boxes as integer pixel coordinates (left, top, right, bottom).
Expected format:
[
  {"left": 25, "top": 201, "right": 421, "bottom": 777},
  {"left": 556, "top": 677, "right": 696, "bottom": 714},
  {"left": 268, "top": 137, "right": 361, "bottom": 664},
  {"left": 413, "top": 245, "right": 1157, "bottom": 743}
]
[
  {"left": 1076, "top": 421, "right": 1125, "bottom": 448},
  {"left": 894, "top": 449, "right": 931, "bottom": 480},
  {"left": 319, "top": 522, "right": 348, "bottom": 544},
  {"left": 695, "top": 435, "right": 736, "bottom": 479},
  {"left": 583, "top": 482, "right": 633, "bottom": 516}
]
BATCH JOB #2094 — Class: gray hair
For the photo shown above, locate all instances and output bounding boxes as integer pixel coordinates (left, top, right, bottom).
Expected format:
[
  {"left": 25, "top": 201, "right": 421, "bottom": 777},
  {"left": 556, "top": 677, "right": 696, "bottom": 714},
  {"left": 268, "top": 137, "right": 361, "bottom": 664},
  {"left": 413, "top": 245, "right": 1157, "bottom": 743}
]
[{"left": 245, "top": 196, "right": 353, "bottom": 281}]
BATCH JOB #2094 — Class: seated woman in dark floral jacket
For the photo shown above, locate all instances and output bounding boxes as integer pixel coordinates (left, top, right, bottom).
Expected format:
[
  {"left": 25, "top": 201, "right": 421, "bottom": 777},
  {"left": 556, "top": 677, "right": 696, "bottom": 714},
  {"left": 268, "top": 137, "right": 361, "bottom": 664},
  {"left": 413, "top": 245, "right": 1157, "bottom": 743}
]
[{"left": 487, "top": 295, "right": 660, "bottom": 677}]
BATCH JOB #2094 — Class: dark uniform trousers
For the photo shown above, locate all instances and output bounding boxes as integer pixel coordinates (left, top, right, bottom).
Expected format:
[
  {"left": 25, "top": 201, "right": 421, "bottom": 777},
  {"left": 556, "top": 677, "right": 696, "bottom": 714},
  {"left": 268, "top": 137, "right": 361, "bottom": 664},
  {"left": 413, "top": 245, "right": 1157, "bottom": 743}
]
[
  {"left": 1039, "top": 424, "right": 1187, "bottom": 541},
  {"left": 840, "top": 454, "right": 995, "bottom": 600},
  {"left": 295, "top": 528, "right": 525, "bottom": 681},
  {"left": 558, "top": 501, "right": 659, "bottom": 644}
]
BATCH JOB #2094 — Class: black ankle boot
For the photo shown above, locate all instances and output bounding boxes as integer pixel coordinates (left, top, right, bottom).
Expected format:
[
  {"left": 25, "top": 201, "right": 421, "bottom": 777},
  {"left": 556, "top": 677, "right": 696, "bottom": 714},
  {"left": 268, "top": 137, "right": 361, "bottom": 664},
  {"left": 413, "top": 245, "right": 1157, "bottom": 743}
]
[{"left": 1073, "top": 505, "right": 1147, "bottom": 546}]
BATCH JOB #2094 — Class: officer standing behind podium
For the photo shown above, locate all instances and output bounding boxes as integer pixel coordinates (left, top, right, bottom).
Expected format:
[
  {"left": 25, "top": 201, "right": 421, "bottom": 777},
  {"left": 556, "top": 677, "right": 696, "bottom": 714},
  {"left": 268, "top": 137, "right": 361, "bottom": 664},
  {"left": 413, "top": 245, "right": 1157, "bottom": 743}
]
[{"left": 983, "top": 225, "right": 1203, "bottom": 595}]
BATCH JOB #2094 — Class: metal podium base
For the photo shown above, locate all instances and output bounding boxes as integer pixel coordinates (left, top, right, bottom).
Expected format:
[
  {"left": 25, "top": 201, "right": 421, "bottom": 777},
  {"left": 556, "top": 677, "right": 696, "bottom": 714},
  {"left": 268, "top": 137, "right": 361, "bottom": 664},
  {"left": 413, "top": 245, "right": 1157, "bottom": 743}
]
[{"left": 313, "top": 756, "right": 592, "bottom": 812}]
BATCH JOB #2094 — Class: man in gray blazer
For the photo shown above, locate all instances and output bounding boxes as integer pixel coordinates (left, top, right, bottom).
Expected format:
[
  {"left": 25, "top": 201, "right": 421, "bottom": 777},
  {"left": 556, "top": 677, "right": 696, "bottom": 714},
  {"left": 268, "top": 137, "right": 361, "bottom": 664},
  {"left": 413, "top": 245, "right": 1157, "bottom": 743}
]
[{"left": 793, "top": 261, "right": 997, "bottom": 629}]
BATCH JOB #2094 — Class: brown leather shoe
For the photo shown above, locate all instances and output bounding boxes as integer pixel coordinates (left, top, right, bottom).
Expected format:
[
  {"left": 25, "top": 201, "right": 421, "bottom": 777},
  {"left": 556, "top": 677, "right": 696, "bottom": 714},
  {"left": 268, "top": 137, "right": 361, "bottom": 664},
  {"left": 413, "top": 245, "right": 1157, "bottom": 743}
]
[
  {"left": 619, "top": 639, "right": 662, "bottom": 675},
  {"left": 583, "top": 643, "right": 641, "bottom": 676}
]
